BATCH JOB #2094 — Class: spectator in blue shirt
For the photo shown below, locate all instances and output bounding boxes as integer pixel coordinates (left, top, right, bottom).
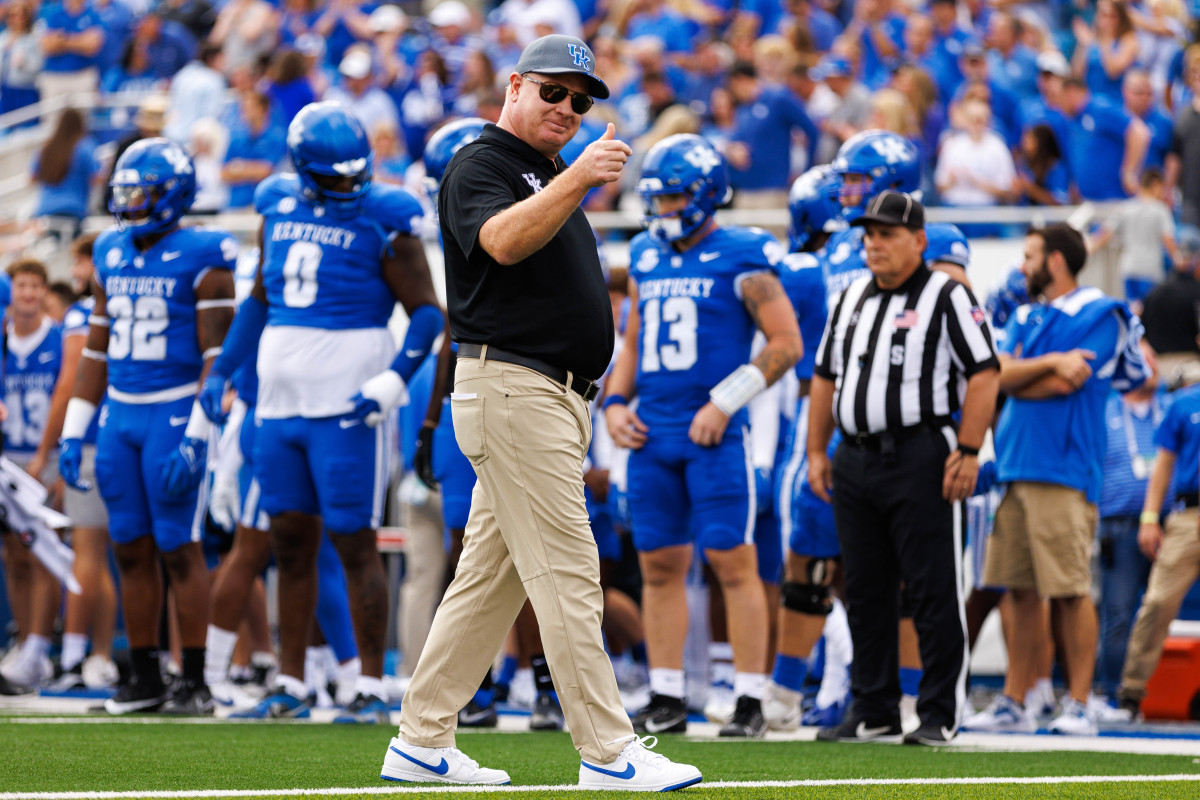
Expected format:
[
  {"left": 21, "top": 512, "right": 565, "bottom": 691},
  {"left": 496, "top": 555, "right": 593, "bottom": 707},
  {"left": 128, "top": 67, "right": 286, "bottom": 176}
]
[
  {"left": 1013, "top": 123, "right": 1070, "bottom": 205},
  {"left": 902, "top": 15, "right": 953, "bottom": 102},
  {"left": 1122, "top": 69, "right": 1174, "bottom": 171},
  {"left": 262, "top": 48, "right": 315, "bottom": 129},
  {"left": 165, "top": 42, "right": 227, "bottom": 143},
  {"left": 725, "top": 60, "right": 818, "bottom": 205},
  {"left": 1071, "top": 0, "right": 1140, "bottom": 105},
  {"left": 312, "top": 0, "right": 375, "bottom": 69},
  {"left": 1094, "top": 347, "right": 1164, "bottom": 705},
  {"left": 625, "top": 0, "right": 697, "bottom": 55},
  {"left": 1060, "top": 77, "right": 1150, "bottom": 201},
  {"left": 278, "top": 0, "right": 320, "bottom": 48},
  {"left": 929, "top": 0, "right": 976, "bottom": 97},
  {"left": 0, "top": 0, "right": 44, "bottom": 121},
  {"left": 38, "top": 0, "right": 106, "bottom": 104},
  {"left": 985, "top": 11, "right": 1039, "bottom": 100},
  {"left": 221, "top": 90, "right": 286, "bottom": 209},
  {"left": 31, "top": 107, "right": 99, "bottom": 239},
  {"left": 93, "top": 0, "right": 133, "bottom": 76},
  {"left": 102, "top": 38, "right": 162, "bottom": 93},
  {"left": 131, "top": 12, "right": 194, "bottom": 82},
  {"left": 158, "top": 0, "right": 218, "bottom": 44},
  {"left": 1020, "top": 51, "right": 1072, "bottom": 151},
  {"left": 771, "top": 0, "right": 841, "bottom": 51},
  {"left": 844, "top": 0, "right": 905, "bottom": 89},
  {"left": 953, "top": 41, "right": 1021, "bottom": 146}
]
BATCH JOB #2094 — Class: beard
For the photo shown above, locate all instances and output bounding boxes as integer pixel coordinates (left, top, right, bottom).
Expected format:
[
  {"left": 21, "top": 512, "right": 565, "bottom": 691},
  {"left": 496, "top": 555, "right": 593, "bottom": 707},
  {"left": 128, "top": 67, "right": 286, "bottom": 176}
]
[{"left": 1025, "top": 260, "right": 1051, "bottom": 299}]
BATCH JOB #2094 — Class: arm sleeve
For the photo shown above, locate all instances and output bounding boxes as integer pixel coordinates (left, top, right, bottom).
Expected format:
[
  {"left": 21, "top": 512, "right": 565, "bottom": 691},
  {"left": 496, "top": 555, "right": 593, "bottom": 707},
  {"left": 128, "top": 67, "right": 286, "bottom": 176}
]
[{"left": 440, "top": 153, "right": 518, "bottom": 262}]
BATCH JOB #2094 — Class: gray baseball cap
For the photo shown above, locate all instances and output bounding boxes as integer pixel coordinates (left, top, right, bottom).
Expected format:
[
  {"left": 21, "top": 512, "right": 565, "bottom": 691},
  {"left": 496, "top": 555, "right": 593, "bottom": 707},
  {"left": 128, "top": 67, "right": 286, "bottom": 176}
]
[{"left": 515, "top": 34, "right": 609, "bottom": 99}]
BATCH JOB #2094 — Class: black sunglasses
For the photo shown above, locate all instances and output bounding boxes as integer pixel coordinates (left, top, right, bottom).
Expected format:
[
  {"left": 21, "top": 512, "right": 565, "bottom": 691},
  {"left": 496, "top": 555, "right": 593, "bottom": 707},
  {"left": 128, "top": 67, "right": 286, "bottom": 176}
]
[{"left": 523, "top": 75, "right": 593, "bottom": 115}]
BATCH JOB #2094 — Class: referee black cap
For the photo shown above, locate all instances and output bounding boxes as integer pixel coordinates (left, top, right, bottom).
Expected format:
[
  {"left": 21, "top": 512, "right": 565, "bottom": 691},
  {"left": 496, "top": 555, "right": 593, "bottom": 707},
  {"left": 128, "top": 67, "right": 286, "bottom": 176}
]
[
  {"left": 852, "top": 191, "right": 925, "bottom": 231},
  {"left": 515, "top": 34, "right": 610, "bottom": 99}
]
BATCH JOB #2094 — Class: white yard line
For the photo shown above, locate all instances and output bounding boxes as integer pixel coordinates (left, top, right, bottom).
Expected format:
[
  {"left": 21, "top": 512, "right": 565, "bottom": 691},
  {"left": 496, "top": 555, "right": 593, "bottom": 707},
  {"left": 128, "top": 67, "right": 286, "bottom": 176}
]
[{"left": 3, "top": 774, "right": 1200, "bottom": 799}]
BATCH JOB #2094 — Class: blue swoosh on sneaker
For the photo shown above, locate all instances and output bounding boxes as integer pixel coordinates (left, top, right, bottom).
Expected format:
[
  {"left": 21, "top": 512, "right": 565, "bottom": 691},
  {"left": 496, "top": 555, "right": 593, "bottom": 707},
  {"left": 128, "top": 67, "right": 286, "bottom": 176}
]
[
  {"left": 390, "top": 746, "right": 450, "bottom": 776},
  {"left": 581, "top": 761, "right": 636, "bottom": 779}
]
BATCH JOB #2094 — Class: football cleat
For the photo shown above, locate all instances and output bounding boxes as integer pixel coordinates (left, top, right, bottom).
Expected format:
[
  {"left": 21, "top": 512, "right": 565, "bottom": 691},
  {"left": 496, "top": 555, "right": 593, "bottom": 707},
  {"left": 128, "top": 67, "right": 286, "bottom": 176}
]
[
  {"left": 47, "top": 664, "right": 87, "bottom": 693},
  {"left": 229, "top": 687, "right": 311, "bottom": 719},
  {"left": 162, "top": 680, "right": 216, "bottom": 716},
  {"left": 104, "top": 678, "right": 169, "bottom": 715},
  {"left": 333, "top": 693, "right": 390, "bottom": 724},
  {"left": 529, "top": 692, "right": 565, "bottom": 731},
  {"left": 816, "top": 714, "right": 903, "bottom": 742},
  {"left": 763, "top": 682, "right": 803, "bottom": 731},
  {"left": 718, "top": 695, "right": 767, "bottom": 738},
  {"left": 381, "top": 736, "right": 510, "bottom": 785},
  {"left": 81, "top": 655, "right": 119, "bottom": 689},
  {"left": 631, "top": 693, "right": 688, "bottom": 734},
  {"left": 457, "top": 697, "right": 498, "bottom": 728},
  {"left": 703, "top": 681, "right": 736, "bottom": 725}
]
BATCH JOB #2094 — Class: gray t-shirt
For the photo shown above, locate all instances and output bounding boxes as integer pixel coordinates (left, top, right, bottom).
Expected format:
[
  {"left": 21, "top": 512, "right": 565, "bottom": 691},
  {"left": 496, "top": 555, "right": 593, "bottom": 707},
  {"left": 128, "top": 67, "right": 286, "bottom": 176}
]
[{"left": 1105, "top": 196, "right": 1175, "bottom": 280}]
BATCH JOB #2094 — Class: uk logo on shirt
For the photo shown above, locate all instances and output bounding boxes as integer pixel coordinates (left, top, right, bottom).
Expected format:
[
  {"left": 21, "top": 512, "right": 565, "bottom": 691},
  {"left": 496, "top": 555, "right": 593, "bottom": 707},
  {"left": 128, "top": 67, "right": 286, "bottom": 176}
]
[{"left": 522, "top": 173, "right": 543, "bottom": 193}]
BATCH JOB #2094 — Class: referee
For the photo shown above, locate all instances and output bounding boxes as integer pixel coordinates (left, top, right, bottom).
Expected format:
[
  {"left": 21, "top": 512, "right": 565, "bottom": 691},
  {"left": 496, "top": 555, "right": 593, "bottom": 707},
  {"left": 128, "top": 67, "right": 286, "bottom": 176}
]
[
  {"left": 807, "top": 191, "right": 999, "bottom": 745},
  {"left": 383, "top": 35, "right": 700, "bottom": 791}
]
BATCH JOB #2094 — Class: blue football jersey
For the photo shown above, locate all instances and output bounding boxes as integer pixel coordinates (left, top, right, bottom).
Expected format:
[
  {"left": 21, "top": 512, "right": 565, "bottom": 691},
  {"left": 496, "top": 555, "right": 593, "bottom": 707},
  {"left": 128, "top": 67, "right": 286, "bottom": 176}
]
[
  {"left": 630, "top": 226, "right": 784, "bottom": 435},
  {"left": 94, "top": 225, "right": 238, "bottom": 395},
  {"left": 62, "top": 297, "right": 100, "bottom": 444},
  {"left": 4, "top": 318, "right": 62, "bottom": 455},
  {"left": 778, "top": 252, "right": 828, "bottom": 381},
  {"left": 255, "top": 174, "right": 426, "bottom": 330},
  {"left": 821, "top": 227, "right": 869, "bottom": 299}
]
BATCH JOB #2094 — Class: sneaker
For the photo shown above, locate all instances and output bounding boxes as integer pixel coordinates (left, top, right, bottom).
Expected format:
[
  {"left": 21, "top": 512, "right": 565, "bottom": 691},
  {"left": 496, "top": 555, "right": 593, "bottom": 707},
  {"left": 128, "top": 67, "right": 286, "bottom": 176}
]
[
  {"left": 210, "top": 679, "right": 260, "bottom": 709},
  {"left": 458, "top": 698, "right": 498, "bottom": 728},
  {"left": 961, "top": 695, "right": 1036, "bottom": 733},
  {"left": 900, "top": 694, "right": 920, "bottom": 734},
  {"left": 1, "top": 654, "right": 51, "bottom": 689},
  {"left": 333, "top": 693, "right": 390, "bottom": 724},
  {"left": 0, "top": 671, "right": 29, "bottom": 696},
  {"left": 1087, "top": 694, "right": 1132, "bottom": 724},
  {"left": 801, "top": 696, "right": 847, "bottom": 728},
  {"left": 631, "top": 693, "right": 688, "bottom": 734},
  {"left": 47, "top": 664, "right": 87, "bottom": 692},
  {"left": 162, "top": 680, "right": 216, "bottom": 716},
  {"left": 763, "top": 682, "right": 802, "bottom": 731},
  {"left": 229, "top": 688, "right": 311, "bottom": 719},
  {"left": 703, "top": 681, "right": 735, "bottom": 725},
  {"left": 104, "top": 679, "right": 169, "bottom": 715},
  {"left": 719, "top": 695, "right": 767, "bottom": 737},
  {"left": 81, "top": 655, "right": 119, "bottom": 689},
  {"left": 529, "top": 692, "right": 565, "bottom": 731},
  {"left": 578, "top": 735, "right": 702, "bottom": 792},
  {"left": 903, "top": 723, "right": 956, "bottom": 746},
  {"left": 381, "top": 736, "right": 510, "bottom": 785},
  {"left": 1049, "top": 697, "right": 1098, "bottom": 735},
  {"left": 815, "top": 715, "right": 903, "bottom": 742},
  {"left": 1025, "top": 679, "right": 1057, "bottom": 718}
]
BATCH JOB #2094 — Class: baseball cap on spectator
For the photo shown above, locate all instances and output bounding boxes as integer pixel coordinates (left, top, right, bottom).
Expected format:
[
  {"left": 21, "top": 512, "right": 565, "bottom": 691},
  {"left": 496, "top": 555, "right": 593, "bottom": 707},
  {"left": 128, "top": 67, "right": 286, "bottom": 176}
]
[
  {"left": 515, "top": 34, "right": 609, "bottom": 99},
  {"left": 369, "top": 4, "right": 407, "bottom": 34},
  {"left": 429, "top": 0, "right": 471, "bottom": 28},
  {"left": 295, "top": 33, "right": 325, "bottom": 58},
  {"left": 340, "top": 47, "right": 373, "bottom": 80},
  {"left": 1036, "top": 50, "right": 1070, "bottom": 78},
  {"left": 813, "top": 55, "right": 851, "bottom": 81},
  {"left": 850, "top": 191, "right": 926, "bottom": 230}
]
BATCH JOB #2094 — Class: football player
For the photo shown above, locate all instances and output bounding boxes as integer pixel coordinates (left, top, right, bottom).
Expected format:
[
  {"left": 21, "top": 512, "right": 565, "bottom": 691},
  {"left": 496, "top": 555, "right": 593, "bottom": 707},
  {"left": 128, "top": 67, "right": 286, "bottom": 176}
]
[
  {"left": 199, "top": 102, "right": 443, "bottom": 722},
  {"left": 59, "top": 138, "right": 238, "bottom": 714},
  {"left": 603, "top": 134, "right": 801, "bottom": 737}
]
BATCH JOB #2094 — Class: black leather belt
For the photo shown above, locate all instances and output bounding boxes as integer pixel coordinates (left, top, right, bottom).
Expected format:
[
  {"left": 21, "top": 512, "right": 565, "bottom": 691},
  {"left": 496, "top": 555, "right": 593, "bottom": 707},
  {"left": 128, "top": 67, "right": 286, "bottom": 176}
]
[
  {"left": 1178, "top": 491, "right": 1199, "bottom": 508},
  {"left": 458, "top": 343, "right": 600, "bottom": 402},
  {"left": 844, "top": 418, "right": 955, "bottom": 453}
]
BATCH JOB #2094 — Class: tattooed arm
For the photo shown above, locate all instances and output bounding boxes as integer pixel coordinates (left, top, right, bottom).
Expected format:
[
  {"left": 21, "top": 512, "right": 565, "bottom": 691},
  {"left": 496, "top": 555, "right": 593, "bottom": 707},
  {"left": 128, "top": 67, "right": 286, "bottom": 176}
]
[{"left": 741, "top": 271, "right": 803, "bottom": 386}]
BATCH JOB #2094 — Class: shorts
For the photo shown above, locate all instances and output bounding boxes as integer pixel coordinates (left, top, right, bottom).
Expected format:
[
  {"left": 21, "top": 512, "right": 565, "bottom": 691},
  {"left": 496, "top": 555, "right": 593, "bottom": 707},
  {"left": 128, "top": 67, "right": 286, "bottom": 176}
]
[
  {"left": 777, "top": 397, "right": 840, "bottom": 559},
  {"left": 754, "top": 511, "right": 783, "bottom": 583},
  {"left": 590, "top": 506, "right": 622, "bottom": 562},
  {"left": 95, "top": 396, "right": 205, "bottom": 553},
  {"left": 627, "top": 430, "right": 754, "bottom": 553},
  {"left": 983, "top": 481, "right": 1097, "bottom": 598},
  {"left": 63, "top": 445, "right": 107, "bottom": 528},
  {"left": 253, "top": 413, "right": 389, "bottom": 533},
  {"left": 432, "top": 409, "right": 475, "bottom": 531}
]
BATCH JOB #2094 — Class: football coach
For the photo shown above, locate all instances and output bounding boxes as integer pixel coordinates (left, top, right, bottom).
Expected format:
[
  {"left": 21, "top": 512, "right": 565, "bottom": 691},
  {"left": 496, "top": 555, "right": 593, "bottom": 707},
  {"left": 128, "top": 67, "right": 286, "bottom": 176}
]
[{"left": 806, "top": 191, "right": 1000, "bottom": 746}]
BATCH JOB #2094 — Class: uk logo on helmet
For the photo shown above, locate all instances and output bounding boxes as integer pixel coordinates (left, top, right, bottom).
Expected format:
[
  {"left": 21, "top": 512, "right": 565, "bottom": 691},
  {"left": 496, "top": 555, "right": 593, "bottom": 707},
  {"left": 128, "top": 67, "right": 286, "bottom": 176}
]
[{"left": 568, "top": 44, "right": 590, "bottom": 70}]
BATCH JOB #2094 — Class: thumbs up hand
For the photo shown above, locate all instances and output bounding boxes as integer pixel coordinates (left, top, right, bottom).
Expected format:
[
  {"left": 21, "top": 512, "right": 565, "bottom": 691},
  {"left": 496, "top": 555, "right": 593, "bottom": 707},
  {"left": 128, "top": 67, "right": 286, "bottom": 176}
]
[{"left": 572, "top": 123, "right": 632, "bottom": 188}]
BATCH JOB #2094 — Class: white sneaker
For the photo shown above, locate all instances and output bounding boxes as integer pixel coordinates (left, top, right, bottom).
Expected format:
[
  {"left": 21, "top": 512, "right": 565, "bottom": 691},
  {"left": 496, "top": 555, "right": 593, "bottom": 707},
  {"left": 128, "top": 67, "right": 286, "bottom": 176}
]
[
  {"left": 703, "top": 682, "right": 735, "bottom": 724},
  {"left": 383, "top": 673, "right": 411, "bottom": 702},
  {"left": 508, "top": 667, "right": 536, "bottom": 709},
  {"left": 381, "top": 736, "right": 510, "bottom": 785},
  {"left": 1, "top": 654, "right": 51, "bottom": 689},
  {"left": 1087, "top": 694, "right": 1132, "bottom": 724},
  {"left": 962, "top": 695, "right": 1036, "bottom": 733},
  {"left": 579, "top": 736, "right": 702, "bottom": 792},
  {"left": 81, "top": 655, "right": 119, "bottom": 689},
  {"left": 900, "top": 694, "right": 920, "bottom": 734},
  {"left": 210, "top": 680, "right": 260, "bottom": 709},
  {"left": 763, "top": 682, "right": 802, "bottom": 731},
  {"left": 1049, "top": 697, "right": 1098, "bottom": 735},
  {"left": 1025, "top": 679, "right": 1056, "bottom": 717}
]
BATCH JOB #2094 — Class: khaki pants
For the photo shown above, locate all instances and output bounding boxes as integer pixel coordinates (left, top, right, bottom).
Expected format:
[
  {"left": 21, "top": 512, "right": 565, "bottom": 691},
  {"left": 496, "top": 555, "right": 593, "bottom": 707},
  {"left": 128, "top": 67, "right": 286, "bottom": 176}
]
[
  {"left": 397, "top": 353, "right": 635, "bottom": 763},
  {"left": 1119, "top": 508, "right": 1200, "bottom": 700},
  {"left": 397, "top": 483, "right": 446, "bottom": 678},
  {"left": 36, "top": 69, "right": 98, "bottom": 107}
]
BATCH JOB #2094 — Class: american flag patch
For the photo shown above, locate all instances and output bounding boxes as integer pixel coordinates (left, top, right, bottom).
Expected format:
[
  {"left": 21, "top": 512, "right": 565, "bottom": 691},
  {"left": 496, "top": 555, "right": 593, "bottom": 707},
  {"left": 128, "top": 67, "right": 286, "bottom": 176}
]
[
  {"left": 894, "top": 310, "right": 919, "bottom": 329},
  {"left": 971, "top": 306, "right": 986, "bottom": 325}
]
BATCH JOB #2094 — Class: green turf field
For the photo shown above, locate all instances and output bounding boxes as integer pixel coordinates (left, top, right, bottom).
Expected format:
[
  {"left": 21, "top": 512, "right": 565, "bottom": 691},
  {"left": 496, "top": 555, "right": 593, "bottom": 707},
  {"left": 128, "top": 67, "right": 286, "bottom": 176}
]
[{"left": 3, "top": 721, "right": 1200, "bottom": 799}]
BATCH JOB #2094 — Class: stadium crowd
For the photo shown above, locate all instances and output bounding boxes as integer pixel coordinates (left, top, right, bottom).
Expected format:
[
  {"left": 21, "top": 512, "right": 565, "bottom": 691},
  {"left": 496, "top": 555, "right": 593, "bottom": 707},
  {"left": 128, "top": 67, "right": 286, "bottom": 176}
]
[{"left": 0, "top": 0, "right": 1198, "bottom": 770}]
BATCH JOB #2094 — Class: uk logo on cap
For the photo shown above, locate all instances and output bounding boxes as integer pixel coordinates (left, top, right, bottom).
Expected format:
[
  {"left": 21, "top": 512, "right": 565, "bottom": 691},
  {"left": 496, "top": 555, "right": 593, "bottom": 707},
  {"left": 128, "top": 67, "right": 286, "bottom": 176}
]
[{"left": 568, "top": 43, "right": 591, "bottom": 71}]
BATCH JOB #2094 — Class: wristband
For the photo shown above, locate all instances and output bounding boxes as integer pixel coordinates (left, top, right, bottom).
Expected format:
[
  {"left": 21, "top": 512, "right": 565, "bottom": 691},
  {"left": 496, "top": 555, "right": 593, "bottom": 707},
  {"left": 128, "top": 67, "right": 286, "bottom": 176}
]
[
  {"left": 957, "top": 444, "right": 980, "bottom": 457},
  {"left": 62, "top": 398, "right": 97, "bottom": 440},
  {"left": 1140, "top": 511, "right": 1160, "bottom": 525},
  {"left": 602, "top": 394, "right": 628, "bottom": 411},
  {"left": 709, "top": 364, "right": 768, "bottom": 417}
]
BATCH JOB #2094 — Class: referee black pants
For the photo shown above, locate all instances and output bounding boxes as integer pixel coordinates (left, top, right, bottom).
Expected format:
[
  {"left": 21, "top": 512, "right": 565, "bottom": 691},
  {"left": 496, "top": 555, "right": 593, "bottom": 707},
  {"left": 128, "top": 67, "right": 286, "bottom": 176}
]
[{"left": 831, "top": 428, "right": 968, "bottom": 732}]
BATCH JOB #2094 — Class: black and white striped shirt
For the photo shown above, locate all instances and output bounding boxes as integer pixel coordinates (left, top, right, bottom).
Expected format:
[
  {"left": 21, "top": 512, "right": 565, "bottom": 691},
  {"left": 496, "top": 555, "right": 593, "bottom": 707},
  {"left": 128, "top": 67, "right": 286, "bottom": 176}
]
[{"left": 813, "top": 266, "right": 999, "bottom": 436}]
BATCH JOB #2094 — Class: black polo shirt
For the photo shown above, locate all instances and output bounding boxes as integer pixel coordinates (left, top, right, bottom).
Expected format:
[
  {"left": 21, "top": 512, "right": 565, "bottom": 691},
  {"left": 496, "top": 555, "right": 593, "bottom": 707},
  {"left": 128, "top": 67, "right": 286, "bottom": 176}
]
[
  {"left": 438, "top": 124, "right": 614, "bottom": 381},
  {"left": 1142, "top": 270, "right": 1200, "bottom": 356}
]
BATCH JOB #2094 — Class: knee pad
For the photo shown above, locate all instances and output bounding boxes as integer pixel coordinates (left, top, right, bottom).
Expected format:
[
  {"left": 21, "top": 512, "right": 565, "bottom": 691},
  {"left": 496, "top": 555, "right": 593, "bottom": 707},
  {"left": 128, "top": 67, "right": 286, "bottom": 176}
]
[{"left": 781, "top": 580, "right": 832, "bottom": 616}]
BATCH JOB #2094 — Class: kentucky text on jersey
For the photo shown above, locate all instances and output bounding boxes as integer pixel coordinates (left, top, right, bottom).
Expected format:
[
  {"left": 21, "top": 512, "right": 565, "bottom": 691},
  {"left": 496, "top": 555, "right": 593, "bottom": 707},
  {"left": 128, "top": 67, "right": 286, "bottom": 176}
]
[
  {"left": 270, "top": 221, "right": 358, "bottom": 250},
  {"left": 104, "top": 275, "right": 178, "bottom": 298},
  {"left": 636, "top": 276, "right": 716, "bottom": 300}
]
